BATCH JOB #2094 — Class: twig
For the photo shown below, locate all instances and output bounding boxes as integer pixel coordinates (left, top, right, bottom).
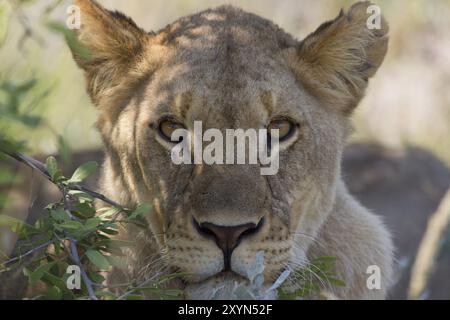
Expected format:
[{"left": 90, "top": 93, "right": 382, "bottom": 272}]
[
  {"left": 69, "top": 240, "right": 98, "bottom": 300},
  {"left": 4, "top": 152, "right": 124, "bottom": 208},
  {"left": 92, "top": 282, "right": 131, "bottom": 289},
  {"left": 53, "top": 233, "right": 98, "bottom": 300},
  {"left": 61, "top": 187, "right": 82, "bottom": 222},
  {"left": 1, "top": 150, "right": 137, "bottom": 300},
  {"left": 408, "top": 186, "right": 450, "bottom": 299},
  {"left": 2, "top": 151, "right": 107, "bottom": 300},
  {"left": 1, "top": 240, "right": 52, "bottom": 267},
  {"left": 117, "top": 277, "right": 156, "bottom": 300},
  {"left": 58, "top": 187, "right": 98, "bottom": 300},
  {"left": 76, "top": 185, "right": 123, "bottom": 208}
]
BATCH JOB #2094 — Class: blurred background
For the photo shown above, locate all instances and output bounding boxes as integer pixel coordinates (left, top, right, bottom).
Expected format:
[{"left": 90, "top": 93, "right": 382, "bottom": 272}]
[{"left": 0, "top": 0, "right": 449, "bottom": 299}]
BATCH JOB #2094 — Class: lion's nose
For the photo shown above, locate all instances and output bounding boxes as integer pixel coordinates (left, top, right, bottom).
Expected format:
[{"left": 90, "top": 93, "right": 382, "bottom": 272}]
[{"left": 193, "top": 219, "right": 264, "bottom": 271}]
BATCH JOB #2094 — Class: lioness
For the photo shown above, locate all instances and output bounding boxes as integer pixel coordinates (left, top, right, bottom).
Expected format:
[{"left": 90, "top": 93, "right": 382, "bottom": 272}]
[{"left": 70, "top": 0, "right": 393, "bottom": 299}]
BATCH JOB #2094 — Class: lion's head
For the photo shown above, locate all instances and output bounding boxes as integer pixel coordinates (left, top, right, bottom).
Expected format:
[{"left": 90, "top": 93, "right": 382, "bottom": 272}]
[{"left": 70, "top": 0, "right": 388, "bottom": 298}]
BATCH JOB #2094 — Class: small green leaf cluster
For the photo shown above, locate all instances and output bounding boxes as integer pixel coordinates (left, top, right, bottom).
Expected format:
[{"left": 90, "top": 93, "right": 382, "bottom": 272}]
[
  {"left": 0, "top": 156, "right": 181, "bottom": 300},
  {"left": 278, "top": 256, "right": 346, "bottom": 299},
  {"left": 207, "top": 251, "right": 345, "bottom": 300}
]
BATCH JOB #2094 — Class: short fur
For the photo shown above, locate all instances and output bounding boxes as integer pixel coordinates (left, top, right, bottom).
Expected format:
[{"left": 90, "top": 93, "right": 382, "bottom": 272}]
[{"left": 70, "top": 0, "right": 393, "bottom": 299}]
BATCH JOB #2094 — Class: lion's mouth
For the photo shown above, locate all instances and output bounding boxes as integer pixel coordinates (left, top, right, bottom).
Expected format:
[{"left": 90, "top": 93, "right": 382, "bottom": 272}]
[
  {"left": 181, "top": 270, "right": 248, "bottom": 288},
  {"left": 183, "top": 271, "right": 250, "bottom": 299}
]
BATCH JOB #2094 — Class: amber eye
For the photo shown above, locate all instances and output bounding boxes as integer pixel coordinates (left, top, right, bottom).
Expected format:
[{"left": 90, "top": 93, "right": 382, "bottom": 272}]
[
  {"left": 267, "top": 118, "right": 296, "bottom": 141},
  {"left": 158, "top": 118, "right": 186, "bottom": 142}
]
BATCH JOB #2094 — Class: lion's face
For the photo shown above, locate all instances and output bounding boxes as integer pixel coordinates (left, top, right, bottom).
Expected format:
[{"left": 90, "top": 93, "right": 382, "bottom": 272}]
[
  {"left": 133, "top": 54, "right": 344, "bottom": 285},
  {"left": 71, "top": 1, "right": 388, "bottom": 296}
]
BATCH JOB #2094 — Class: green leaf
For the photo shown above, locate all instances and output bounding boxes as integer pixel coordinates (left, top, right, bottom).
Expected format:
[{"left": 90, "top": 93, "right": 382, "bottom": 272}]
[
  {"left": 95, "top": 290, "right": 117, "bottom": 300},
  {"left": 26, "top": 261, "right": 56, "bottom": 284},
  {"left": 43, "top": 270, "right": 68, "bottom": 289},
  {"left": 68, "top": 190, "right": 94, "bottom": 202},
  {"left": 278, "top": 256, "right": 344, "bottom": 299},
  {"left": 154, "top": 272, "right": 191, "bottom": 286},
  {"left": 106, "top": 255, "right": 125, "bottom": 268},
  {"left": 57, "top": 135, "right": 72, "bottom": 166},
  {"left": 134, "top": 286, "right": 183, "bottom": 300},
  {"left": 100, "top": 228, "right": 119, "bottom": 235},
  {"left": 127, "top": 203, "right": 151, "bottom": 221},
  {"left": 58, "top": 220, "right": 84, "bottom": 231},
  {"left": 85, "top": 249, "right": 110, "bottom": 270},
  {"left": 67, "top": 161, "right": 97, "bottom": 184},
  {"left": 43, "top": 286, "right": 62, "bottom": 300},
  {"left": 53, "top": 241, "right": 61, "bottom": 256},
  {"left": 158, "top": 289, "right": 184, "bottom": 300},
  {"left": 45, "top": 156, "right": 65, "bottom": 182},
  {"left": 98, "top": 206, "right": 122, "bottom": 218},
  {"left": 50, "top": 209, "right": 70, "bottom": 222},
  {"left": 88, "top": 272, "right": 105, "bottom": 284},
  {"left": 80, "top": 217, "right": 102, "bottom": 234},
  {"left": 75, "top": 202, "right": 96, "bottom": 218},
  {"left": 45, "top": 156, "right": 58, "bottom": 179},
  {"left": 327, "top": 277, "right": 346, "bottom": 287}
]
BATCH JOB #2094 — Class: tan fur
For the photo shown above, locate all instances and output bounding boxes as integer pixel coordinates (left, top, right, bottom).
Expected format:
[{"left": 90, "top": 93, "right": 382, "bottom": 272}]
[
  {"left": 282, "top": 2, "right": 389, "bottom": 114},
  {"left": 70, "top": 0, "right": 393, "bottom": 299}
]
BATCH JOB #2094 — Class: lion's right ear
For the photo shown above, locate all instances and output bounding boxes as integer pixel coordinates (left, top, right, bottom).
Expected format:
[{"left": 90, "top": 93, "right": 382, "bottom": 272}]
[{"left": 70, "top": 0, "right": 156, "bottom": 109}]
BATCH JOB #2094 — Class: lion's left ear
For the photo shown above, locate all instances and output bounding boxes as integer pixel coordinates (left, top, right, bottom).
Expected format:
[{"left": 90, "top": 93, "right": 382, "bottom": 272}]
[{"left": 282, "top": 1, "right": 389, "bottom": 114}]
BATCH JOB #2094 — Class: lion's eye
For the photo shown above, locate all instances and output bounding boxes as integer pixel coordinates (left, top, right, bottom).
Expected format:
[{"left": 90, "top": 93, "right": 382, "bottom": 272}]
[
  {"left": 267, "top": 118, "right": 296, "bottom": 141},
  {"left": 158, "top": 119, "right": 185, "bottom": 142}
]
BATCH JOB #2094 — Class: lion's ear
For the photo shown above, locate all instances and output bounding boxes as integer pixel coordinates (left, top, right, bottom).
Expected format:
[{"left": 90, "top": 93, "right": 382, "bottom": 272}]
[
  {"left": 283, "top": 1, "right": 389, "bottom": 114},
  {"left": 70, "top": 0, "right": 155, "bottom": 108}
]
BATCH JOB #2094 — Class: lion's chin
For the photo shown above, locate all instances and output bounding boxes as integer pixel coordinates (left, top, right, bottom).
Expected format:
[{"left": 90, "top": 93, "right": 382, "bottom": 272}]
[{"left": 184, "top": 272, "right": 247, "bottom": 300}]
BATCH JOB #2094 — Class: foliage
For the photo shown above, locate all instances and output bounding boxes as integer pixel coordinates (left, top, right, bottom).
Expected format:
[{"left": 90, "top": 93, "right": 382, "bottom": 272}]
[
  {"left": 278, "top": 257, "right": 346, "bottom": 299},
  {"left": 206, "top": 251, "right": 345, "bottom": 300},
  {"left": 0, "top": 154, "right": 183, "bottom": 300}
]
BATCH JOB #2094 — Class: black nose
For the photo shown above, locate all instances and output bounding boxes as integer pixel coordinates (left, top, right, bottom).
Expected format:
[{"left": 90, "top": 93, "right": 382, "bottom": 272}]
[{"left": 193, "top": 219, "right": 264, "bottom": 271}]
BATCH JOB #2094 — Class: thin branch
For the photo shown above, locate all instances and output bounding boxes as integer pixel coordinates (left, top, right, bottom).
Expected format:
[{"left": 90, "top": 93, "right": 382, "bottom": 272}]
[
  {"left": 2, "top": 151, "right": 104, "bottom": 300},
  {"left": 58, "top": 188, "right": 98, "bottom": 300},
  {"left": 408, "top": 186, "right": 450, "bottom": 299},
  {"left": 76, "top": 185, "right": 124, "bottom": 208},
  {"left": 117, "top": 277, "right": 156, "bottom": 300},
  {"left": 54, "top": 233, "right": 98, "bottom": 300},
  {"left": 4, "top": 151, "right": 125, "bottom": 208},
  {"left": 69, "top": 240, "right": 98, "bottom": 300},
  {"left": 1, "top": 240, "right": 52, "bottom": 267},
  {"left": 92, "top": 282, "right": 131, "bottom": 289},
  {"left": 1, "top": 150, "right": 137, "bottom": 300},
  {"left": 61, "top": 187, "right": 82, "bottom": 223}
]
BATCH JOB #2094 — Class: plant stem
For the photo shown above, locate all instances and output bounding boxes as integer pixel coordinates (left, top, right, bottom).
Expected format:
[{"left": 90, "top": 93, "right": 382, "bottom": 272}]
[
  {"left": 4, "top": 151, "right": 125, "bottom": 208},
  {"left": 69, "top": 239, "right": 98, "bottom": 300},
  {"left": 1, "top": 240, "right": 52, "bottom": 267}
]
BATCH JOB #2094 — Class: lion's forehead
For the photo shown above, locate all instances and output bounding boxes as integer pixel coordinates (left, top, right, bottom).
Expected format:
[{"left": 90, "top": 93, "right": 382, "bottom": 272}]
[
  {"left": 145, "top": 51, "right": 305, "bottom": 127},
  {"left": 140, "top": 7, "right": 302, "bottom": 124},
  {"left": 159, "top": 5, "right": 296, "bottom": 52}
]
